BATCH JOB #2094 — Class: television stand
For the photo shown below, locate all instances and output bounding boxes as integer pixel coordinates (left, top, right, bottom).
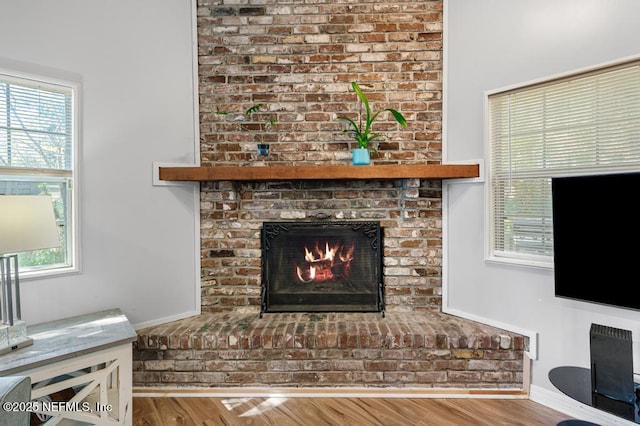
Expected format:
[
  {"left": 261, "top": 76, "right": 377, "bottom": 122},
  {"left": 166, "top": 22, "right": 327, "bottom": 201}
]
[{"left": 549, "top": 366, "right": 640, "bottom": 424}]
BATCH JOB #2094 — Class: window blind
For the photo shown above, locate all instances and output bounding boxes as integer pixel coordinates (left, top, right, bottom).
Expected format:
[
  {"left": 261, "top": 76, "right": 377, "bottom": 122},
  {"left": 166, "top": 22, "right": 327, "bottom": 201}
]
[
  {"left": 0, "top": 76, "right": 72, "bottom": 170},
  {"left": 488, "top": 60, "right": 640, "bottom": 265}
]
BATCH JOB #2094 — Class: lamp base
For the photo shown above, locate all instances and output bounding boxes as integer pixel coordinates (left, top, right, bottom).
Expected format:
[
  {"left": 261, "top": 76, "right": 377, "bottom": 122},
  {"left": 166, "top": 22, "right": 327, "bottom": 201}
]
[{"left": 0, "top": 321, "right": 33, "bottom": 355}]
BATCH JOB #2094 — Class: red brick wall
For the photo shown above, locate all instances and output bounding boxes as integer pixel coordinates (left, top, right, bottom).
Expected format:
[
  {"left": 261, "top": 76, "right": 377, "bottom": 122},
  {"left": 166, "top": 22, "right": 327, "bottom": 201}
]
[
  {"left": 197, "top": 0, "right": 445, "bottom": 313},
  {"left": 134, "top": 312, "right": 527, "bottom": 389}
]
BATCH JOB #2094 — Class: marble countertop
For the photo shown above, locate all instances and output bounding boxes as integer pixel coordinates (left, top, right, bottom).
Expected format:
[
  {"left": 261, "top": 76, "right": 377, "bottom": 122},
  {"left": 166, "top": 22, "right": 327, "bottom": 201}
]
[{"left": 0, "top": 308, "right": 136, "bottom": 376}]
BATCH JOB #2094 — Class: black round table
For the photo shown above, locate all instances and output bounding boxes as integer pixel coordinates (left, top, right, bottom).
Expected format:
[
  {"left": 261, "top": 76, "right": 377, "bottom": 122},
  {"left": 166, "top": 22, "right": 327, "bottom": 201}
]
[
  {"left": 549, "top": 366, "right": 639, "bottom": 424},
  {"left": 549, "top": 366, "right": 593, "bottom": 406}
]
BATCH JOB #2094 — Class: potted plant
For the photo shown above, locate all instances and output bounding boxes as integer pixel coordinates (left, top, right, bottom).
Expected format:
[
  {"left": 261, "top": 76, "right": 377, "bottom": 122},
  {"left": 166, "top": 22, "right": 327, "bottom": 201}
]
[
  {"left": 339, "top": 82, "right": 408, "bottom": 165},
  {"left": 244, "top": 104, "right": 277, "bottom": 156},
  {"left": 218, "top": 104, "right": 277, "bottom": 156}
]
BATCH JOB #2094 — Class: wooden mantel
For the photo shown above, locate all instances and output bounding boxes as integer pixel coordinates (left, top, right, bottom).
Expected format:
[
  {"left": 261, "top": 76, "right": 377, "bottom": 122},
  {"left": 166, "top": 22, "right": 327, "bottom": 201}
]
[{"left": 158, "top": 164, "right": 480, "bottom": 182}]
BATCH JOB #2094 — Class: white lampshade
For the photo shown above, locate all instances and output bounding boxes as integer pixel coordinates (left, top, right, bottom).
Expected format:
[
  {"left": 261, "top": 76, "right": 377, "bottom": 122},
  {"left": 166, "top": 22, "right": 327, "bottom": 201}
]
[{"left": 0, "top": 195, "right": 61, "bottom": 255}]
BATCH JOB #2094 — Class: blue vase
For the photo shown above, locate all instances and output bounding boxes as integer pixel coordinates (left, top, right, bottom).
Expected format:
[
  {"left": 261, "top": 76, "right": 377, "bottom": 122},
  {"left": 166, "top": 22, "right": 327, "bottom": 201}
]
[{"left": 352, "top": 148, "right": 370, "bottom": 165}]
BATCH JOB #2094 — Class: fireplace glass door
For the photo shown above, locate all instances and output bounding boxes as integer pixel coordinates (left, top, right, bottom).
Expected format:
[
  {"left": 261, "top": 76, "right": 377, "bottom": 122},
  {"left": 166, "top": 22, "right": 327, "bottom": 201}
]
[{"left": 261, "top": 222, "right": 383, "bottom": 314}]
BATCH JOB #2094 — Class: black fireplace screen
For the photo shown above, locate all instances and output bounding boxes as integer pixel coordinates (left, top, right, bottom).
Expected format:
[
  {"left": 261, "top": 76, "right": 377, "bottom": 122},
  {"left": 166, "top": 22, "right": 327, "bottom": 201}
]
[{"left": 261, "top": 222, "right": 384, "bottom": 315}]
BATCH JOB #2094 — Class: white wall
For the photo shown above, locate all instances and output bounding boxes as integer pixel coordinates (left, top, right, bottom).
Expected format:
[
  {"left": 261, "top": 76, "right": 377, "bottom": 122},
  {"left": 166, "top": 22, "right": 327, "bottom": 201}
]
[
  {"left": 444, "top": 0, "right": 640, "bottom": 419},
  {"left": 0, "top": 0, "right": 199, "bottom": 327}
]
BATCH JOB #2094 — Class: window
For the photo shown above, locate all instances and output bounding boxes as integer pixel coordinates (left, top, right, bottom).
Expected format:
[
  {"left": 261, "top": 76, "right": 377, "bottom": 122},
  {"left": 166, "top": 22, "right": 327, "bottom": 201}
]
[
  {"left": 0, "top": 71, "right": 78, "bottom": 276},
  {"left": 488, "top": 59, "right": 640, "bottom": 267}
]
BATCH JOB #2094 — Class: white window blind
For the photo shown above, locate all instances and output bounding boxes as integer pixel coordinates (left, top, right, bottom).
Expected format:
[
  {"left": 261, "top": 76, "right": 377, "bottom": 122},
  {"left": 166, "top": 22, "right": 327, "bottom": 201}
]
[
  {"left": 0, "top": 77, "right": 72, "bottom": 170},
  {"left": 488, "top": 60, "right": 640, "bottom": 266}
]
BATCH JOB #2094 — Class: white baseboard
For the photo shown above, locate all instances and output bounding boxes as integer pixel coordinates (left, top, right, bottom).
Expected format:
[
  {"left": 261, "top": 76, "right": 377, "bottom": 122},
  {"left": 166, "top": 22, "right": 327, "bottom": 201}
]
[
  {"left": 133, "top": 386, "right": 527, "bottom": 399},
  {"left": 530, "top": 384, "right": 636, "bottom": 425},
  {"left": 133, "top": 309, "right": 200, "bottom": 330}
]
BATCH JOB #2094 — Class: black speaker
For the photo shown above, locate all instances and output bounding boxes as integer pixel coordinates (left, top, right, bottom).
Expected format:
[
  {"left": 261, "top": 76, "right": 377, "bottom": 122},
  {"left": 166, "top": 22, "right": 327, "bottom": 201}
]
[{"left": 590, "top": 323, "right": 635, "bottom": 421}]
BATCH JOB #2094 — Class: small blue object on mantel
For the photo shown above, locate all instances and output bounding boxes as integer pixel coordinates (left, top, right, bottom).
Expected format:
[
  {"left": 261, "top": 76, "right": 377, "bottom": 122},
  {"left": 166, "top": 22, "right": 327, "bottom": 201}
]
[
  {"left": 351, "top": 148, "right": 370, "bottom": 165},
  {"left": 257, "top": 144, "right": 269, "bottom": 156}
]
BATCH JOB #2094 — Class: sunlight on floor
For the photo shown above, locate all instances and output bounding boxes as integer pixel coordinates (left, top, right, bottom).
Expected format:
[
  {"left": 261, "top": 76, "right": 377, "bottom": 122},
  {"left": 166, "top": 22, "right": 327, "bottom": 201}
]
[{"left": 222, "top": 397, "right": 290, "bottom": 418}]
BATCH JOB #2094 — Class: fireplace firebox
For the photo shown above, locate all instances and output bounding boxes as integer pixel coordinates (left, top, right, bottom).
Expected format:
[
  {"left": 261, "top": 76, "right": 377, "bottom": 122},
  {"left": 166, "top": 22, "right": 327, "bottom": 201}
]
[{"left": 261, "top": 222, "right": 384, "bottom": 316}]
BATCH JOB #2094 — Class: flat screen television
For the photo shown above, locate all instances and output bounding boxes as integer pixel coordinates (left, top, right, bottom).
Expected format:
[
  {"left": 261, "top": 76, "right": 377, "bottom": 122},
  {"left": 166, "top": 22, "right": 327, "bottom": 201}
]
[{"left": 551, "top": 172, "right": 640, "bottom": 311}]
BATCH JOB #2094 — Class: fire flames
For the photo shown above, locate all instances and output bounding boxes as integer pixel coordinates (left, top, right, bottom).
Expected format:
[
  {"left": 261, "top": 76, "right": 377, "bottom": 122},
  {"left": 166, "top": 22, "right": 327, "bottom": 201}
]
[{"left": 296, "top": 241, "right": 355, "bottom": 283}]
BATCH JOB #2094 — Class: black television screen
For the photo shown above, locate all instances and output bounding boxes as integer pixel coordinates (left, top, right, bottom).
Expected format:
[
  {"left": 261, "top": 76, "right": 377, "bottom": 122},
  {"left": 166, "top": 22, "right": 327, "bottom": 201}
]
[{"left": 551, "top": 172, "right": 640, "bottom": 311}]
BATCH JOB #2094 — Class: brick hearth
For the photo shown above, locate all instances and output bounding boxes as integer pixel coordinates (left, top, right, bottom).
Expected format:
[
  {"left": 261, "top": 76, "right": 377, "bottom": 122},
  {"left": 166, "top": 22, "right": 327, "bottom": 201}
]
[{"left": 134, "top": 312, "right": 527, "bottom": 389}]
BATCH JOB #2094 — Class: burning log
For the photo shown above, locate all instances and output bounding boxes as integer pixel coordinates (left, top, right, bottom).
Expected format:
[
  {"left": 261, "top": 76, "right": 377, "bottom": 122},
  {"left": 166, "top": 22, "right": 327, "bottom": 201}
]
[{"left": 295, "top": 241, "right": 355, "bottom": 283}]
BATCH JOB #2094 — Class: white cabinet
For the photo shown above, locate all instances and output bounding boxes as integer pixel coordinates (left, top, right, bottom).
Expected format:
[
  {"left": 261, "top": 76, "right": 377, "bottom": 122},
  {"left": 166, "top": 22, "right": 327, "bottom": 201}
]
[{"left": 0, "top": 309, "right": 136, "bottom": 425}]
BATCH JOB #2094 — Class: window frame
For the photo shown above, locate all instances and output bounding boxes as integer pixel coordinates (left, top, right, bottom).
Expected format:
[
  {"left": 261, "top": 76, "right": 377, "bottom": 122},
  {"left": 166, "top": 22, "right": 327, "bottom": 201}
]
[
  {"left": 485, "top": 56, "right": 640, "bottom": 269},
  {"left": 0, "top": 68, "right": 81, "bottom": 279}
]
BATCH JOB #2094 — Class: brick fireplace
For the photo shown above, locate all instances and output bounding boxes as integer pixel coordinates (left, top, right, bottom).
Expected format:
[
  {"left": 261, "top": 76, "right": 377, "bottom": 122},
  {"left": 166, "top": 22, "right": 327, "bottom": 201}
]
[
  {"left": 132, "top": 0, "right": 529, "bottom": 391},
  {"left": 134, "top": 178, "right": 528, "bottom": 390}
]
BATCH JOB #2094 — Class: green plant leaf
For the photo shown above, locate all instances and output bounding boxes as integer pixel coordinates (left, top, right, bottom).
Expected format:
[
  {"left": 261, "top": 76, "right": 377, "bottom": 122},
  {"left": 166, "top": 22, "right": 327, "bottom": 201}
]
[
  {"left": 352, "top": 82, "right": 370, "bottom": 117},
  {"left": 240, "top": 104, "right": 278, "bottom": 132},
  {"left": 264, "top": 117, "right": 277, "bottom": 129},
  {"left": 245, "top": 104, "right": 263, "bottom": 115},
  {"left": 339, "top": 115, "right": 360, "bottom": 132},
  {"left": 385, "top": 108, "right": 408, "bottom": 127},
  {"left": 340, "top": 82, "right": 407, "bottom": 152}
]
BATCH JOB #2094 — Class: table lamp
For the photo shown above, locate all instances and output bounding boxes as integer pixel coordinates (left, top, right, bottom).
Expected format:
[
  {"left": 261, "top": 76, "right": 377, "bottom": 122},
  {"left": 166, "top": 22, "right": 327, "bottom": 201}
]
[{"left": 0, "top": 195, "right": 60, "bottom": 354}]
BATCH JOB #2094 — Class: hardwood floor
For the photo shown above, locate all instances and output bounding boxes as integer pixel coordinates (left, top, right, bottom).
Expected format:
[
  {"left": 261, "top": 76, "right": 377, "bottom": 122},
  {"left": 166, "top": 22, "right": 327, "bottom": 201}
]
[{"left": 133, "top": 396, "right": 575, "bottom": 425}]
